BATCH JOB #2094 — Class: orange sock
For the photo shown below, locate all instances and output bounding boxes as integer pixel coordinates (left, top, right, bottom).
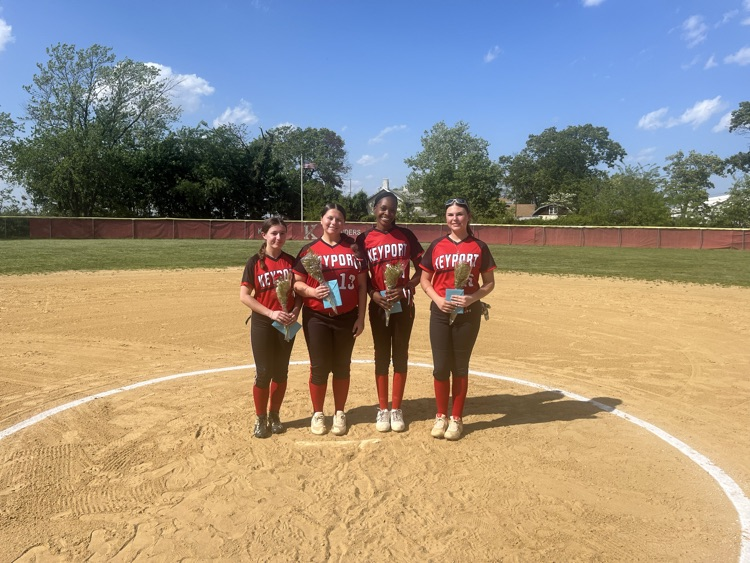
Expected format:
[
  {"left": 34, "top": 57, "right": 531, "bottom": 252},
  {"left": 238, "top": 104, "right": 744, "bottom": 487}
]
[
  {"left": 392, "top": 372, "right": 407, "bottom": 410},
  {"left": 375, "top": 374, "right": 389, "bottom": 409},
  {"left": 332, "top": 378, "right": 350, "bottom": 412},
  {"left": 434, "top": 378, "right": 450, "bottom": 416}
]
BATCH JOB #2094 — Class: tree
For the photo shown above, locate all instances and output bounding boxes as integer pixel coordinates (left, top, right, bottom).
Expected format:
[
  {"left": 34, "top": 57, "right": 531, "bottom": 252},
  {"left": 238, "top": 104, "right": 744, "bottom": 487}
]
[
  {"left": 404, "top": 121, "right": 504, "bottom": 221},
  {"left": 729, "top": 101, "right": 750, "bottom": 135},
  {"left": 340, "top": 189, "right": 370, "bottom": 222},
  {"left": 0, "top": 109, "right": 24, "bottom": 214},
  {"left": 710, "top": 174, "right": 750, "bottom": 228},
  {"left": 137, "top": 123, "right": 294, "bottom": 219},
  {"left": 0, "top": 109, "right": 21, "bottom": 177},
  {"left": 578, "top": 165, "right": 670, "bottom": 225},
  {"left": 500, "top": 124, "right": 626, "bottom": 209},
  {"left": 661, "top": 150, "right": 725, "bottom": 225},
  {"left": 268, "top": 124, "right": 350, "bottom": 189},
  {"left": 8, "top": 43, "right": 180, "bottom": 216},
  {"left": 727, "top": 101, "right": 750, "bottom": 173},
  {"left": 301, "top": 180, "right": 343, "bottom": 221}
]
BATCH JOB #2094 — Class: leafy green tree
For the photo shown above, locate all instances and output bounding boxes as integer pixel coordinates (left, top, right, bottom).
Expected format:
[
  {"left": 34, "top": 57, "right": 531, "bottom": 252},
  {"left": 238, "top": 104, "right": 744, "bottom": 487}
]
[
  {"left": 1, "top": 109, "right": 20, "bottom": 177},
  {"left": 1, "top": 109, "right": 24, "bottom": 214},
  {"left": 729, "top": 101, "right": 750, "bottom": 134},
  {"left": 661, "top": 150, "right": 725, "bottom": 225},
  {"left": 727, "top": 101, "right": 750, "bottom": 173},
  {"left": 709, "top": 175, "right": 750, "bottom": 228},
  {"left": 396, "top": 188, "right": 421, "bottom": 223},
  {"left": 268, "top": 124, "right": 350, "bottom": 189},
  {"left": 578, "top": 165, "right": 670, "bottom": 225},
  {"left": 404, "top": 121, "right": 504, "bottom": 221},
  {"left": 138, "top": 123, "right": 293, "bottom": 219},
  {"left": 301, "top": 180, "right": 343, "bottom": 221},
  {"left": 341, "top": 189, "right": 370, "bottom": 222},
  {"left": 8, "top": 43, "right": 180, "bottom": 216},
  {"left": 500, "top": 124, "right": 626, "bottom": 209}
]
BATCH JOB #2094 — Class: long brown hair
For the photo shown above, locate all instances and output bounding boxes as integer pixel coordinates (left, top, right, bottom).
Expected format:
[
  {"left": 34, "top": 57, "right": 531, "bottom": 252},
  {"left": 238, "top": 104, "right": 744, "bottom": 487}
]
[{"left": 258, "top": 216, "right": 288, "bottom": 271}]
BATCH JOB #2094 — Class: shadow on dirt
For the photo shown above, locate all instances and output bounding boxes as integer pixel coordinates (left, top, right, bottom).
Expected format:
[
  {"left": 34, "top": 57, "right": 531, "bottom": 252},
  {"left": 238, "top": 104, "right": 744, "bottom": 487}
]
[{"left": 282, "top": 389, "right": 622, "bottom": 436}]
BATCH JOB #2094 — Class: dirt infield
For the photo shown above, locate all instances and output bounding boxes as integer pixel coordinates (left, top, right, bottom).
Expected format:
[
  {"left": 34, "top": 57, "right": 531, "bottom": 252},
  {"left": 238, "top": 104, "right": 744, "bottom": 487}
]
[{"left": 1, "top": 269, "right": 749, "bottom": 561}]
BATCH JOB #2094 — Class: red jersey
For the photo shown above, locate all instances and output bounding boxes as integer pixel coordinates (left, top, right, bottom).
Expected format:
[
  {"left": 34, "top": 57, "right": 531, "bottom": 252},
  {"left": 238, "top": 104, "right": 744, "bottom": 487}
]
[
  {"left": 356, "top": 225, "right": 424, "bottom": 292},
  {"left": 420, "top": 235, "right": 496, "bottom": 297},
  {"left": 240, "top": 251, "right": 296, "bottom": 312},
  {"left": 294, "top": 237, "right": 363, "bottom": 314}
]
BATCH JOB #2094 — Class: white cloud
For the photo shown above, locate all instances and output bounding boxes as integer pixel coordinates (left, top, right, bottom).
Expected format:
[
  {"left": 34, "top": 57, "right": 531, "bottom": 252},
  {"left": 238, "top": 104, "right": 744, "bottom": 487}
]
[
  {"left": 368, "top": 125, "right": 406, "bottom": 144},
  {"left": 724, "top": 46, "right": 750, "bottom": 65},
  {"left": 677, "top": 96, "right": 723, "bottom": 128},
  {"left": 743, "top": 17, "right": 750, "bottom": 25},
  {"left": 213, "top": 99, "right": 258, "bottom": 127},
  {"left": 638, "top": 108, "right": 669, "bottom": 130},
  {"left": 483, "top": 45, "right": 502, "bottom": 63},
  {"left": 582, "top": 0, "right": 605, "bottom": 6},
  {"left": 681, "top": 15, "right": 707, "bottom": 48},
  {"left": 637, "top": 96, "right": 724, "bottom": 130},
  {"left": 146, "top": 63, "right": 214, "bottom": 112},
  {"left": 712, "top": 112, "right": 733, "bottom": 132},
  {"left": 0, "top": 17, "right": 14, "bottom": 51},
  {"left": 357, "top": 153, "right": 388, "bottom": 166},
  {"left": 704, "top": 55, "right": 717, "bottom": 69}
]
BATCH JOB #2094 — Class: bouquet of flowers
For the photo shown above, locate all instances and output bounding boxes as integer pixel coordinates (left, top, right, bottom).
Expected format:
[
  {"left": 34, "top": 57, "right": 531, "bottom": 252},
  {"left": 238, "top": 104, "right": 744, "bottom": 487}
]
[
  {"left": 449, "top": 261, "right": 471, "bottom": 325},
  {"left": 383, "top": 262, "right": 404, "bottom": 327},
  {"left": 275, "top": 273, "right": 293, "bottom": 342},
  {"left": 301, "top": 250, "right": 338, "bottom": 314}
]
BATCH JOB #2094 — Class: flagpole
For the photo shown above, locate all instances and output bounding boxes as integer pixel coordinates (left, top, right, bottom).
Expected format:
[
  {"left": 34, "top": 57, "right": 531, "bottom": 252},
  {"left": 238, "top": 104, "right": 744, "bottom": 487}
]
[{"left": 300, "top": 155, "right": 304, "bottom": 222}]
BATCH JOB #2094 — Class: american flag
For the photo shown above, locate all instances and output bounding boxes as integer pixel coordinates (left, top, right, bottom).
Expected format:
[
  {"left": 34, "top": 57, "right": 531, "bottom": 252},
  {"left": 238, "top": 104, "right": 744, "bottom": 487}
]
[{"left": 303, "top": 162, "right": 316, "bottom": 170}]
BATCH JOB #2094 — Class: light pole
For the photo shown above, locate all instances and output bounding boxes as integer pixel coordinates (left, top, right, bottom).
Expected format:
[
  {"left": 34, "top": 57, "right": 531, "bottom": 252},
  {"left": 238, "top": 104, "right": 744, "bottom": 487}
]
[{"left": 299, "top": 155, "right": 304, "bottom": 222}]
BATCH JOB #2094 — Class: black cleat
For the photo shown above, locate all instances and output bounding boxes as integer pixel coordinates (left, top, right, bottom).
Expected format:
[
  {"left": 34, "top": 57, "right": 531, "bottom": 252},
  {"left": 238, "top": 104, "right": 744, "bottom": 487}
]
[
  {"left": 268, "top": 412, "right": 285, "bottom": 434},
  {"left": 253, "top": 415, "right": 270, "bottom": 439}
]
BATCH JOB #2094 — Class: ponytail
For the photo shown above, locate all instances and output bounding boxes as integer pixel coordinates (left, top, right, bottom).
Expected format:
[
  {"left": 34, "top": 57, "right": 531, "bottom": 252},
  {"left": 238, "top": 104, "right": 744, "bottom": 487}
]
[{"left": 258, "top": 241, "right": 268, "bottom": 271}]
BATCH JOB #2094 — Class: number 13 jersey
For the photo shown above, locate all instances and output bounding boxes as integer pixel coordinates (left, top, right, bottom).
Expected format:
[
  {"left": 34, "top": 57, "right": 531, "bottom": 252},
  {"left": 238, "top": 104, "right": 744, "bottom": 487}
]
[{"left": 294, "top": 236, "right": 363, "bottom": 314}]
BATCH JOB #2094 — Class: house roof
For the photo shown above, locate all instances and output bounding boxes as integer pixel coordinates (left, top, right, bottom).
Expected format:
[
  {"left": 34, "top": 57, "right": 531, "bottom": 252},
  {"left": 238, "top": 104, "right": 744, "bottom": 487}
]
[{"left": 532, "top": 204, "right": 572, "bottom": 216}]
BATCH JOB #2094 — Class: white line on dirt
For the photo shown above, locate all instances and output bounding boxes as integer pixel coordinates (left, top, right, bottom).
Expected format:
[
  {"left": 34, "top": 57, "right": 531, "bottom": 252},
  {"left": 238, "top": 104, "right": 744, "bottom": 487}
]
[{"left": 1, "top": 359, "right": 748, "bottom": 562}]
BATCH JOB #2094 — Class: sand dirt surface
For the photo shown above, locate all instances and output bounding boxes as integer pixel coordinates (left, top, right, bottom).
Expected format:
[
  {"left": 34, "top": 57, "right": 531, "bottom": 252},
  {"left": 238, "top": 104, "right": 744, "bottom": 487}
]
[{"left": 1, "top": 269, "right": 749, "bottom": 562}]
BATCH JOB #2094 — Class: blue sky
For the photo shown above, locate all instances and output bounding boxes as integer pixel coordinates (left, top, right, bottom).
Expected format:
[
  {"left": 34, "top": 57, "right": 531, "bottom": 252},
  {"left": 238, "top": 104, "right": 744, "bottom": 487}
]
[{"left": 1, "top": 0, "right": 749, "bottom": 199}]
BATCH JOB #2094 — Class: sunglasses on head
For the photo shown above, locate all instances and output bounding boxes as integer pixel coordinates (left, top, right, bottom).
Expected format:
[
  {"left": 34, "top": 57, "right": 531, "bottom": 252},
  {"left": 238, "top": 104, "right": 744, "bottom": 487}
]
[{"left": 445, "top": 198, "right": 468, "bottom": 207}]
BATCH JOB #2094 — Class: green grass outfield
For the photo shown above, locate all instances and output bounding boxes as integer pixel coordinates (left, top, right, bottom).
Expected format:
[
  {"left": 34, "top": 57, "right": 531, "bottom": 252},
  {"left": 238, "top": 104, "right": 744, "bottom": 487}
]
[{"left": 1, "top": 239, "right": 748, "bottom": 287}]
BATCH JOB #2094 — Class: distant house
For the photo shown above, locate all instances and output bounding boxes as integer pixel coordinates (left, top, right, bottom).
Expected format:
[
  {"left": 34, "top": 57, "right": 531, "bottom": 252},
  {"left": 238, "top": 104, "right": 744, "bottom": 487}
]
[
  {"left": 707, "top": 194, "right": 730, "bottom": 207},
  {"left": 669, "top": 194, "right": 729, "bottom": 219},
  {"left": 530, "top": 204, "right": 572, "bottom": 220},
  {"left": 367, "top": 179, "right": 428, "bottom": 217},
  {"left": 502, "top": 199, "right": 536, "bottom": 219}
]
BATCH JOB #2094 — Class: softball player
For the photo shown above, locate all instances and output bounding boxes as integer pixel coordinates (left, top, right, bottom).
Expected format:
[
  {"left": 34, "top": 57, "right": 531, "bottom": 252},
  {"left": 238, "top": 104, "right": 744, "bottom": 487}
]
[
  {"left": 294, "top": 203, "right": 367, "bottom": 436},
  {"left": 240, "top": 217, "right": 301, "bottom": 439},
  {"left": 420, "top": 198, "right": 496, "bottom": 441},
  {"left": 356, "top": 192, "right": 423, "bottom": 432}
]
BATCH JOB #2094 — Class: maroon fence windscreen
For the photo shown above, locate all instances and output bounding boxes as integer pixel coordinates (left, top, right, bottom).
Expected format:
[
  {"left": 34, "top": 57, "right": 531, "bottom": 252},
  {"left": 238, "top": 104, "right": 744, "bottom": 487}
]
[{"left": 24, "top": 217, "right": 748, "bottom": 250}]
